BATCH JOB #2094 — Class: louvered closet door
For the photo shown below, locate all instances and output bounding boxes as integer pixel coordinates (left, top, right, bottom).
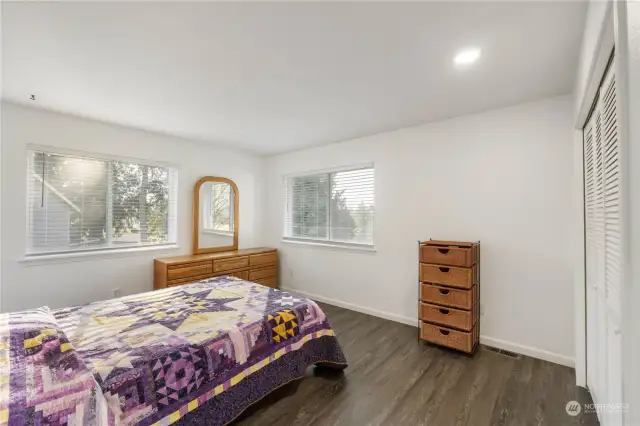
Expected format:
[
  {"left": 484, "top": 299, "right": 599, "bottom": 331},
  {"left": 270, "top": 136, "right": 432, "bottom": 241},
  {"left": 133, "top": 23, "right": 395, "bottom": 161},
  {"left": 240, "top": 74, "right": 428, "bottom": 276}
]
[
  {"left": 584, "top": 57, "right": 623, "bottom": 426},
  {"left": 601, "top": 62, "right": 623, "bottom": 426},
  {"left": 584, "top": 109, "right": 597, "bottom": 399},
  {"left": 584, "top": 98, "right": 603, "bottom": 410}
]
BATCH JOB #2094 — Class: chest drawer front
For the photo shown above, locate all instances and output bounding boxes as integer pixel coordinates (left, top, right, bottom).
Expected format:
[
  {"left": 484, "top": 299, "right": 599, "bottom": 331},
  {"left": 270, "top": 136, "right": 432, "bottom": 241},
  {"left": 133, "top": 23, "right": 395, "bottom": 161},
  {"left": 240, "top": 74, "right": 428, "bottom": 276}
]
[
  {"left": 213, "top": 256, "right": 249, "bottom": 273},
  {"left": 420, "top": 302, "right": 474, "bottom": 331},
  {"left": 250, "top": 252, "right": 278, "bottom": 267},
  {"left": 249, "top": 266, "right": 277, "bottom": 281},
  {"left": 167, "top": 272, "right": 216, "bottom": 286},
  {"left": 420, "top": 246, "right": 473, "bottom": 267},
  {"left": 255, "top": 276, "right": 277, "bottom": 288},
  {"left": 420, "top": 283, "right": 475, "bottom": 310},
  {"left": 420, "top": 322, "right": 475, "bottom": 353},
  {"left": 167, "top": 262, "right": 212, "bottom": 280},
  {"left": 229, "top": 270, "right": 249, "bottom": 280},
  {"left": 420, "top": 264, "right": 475, "bottom": 289}
]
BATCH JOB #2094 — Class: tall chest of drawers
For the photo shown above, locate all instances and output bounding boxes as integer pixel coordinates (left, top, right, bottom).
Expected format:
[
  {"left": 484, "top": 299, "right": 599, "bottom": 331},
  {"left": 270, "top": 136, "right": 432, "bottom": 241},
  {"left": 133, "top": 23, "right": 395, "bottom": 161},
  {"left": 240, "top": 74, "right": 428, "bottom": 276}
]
[{"left": 418, "top": 240, "right": 480, "bottom": 354}]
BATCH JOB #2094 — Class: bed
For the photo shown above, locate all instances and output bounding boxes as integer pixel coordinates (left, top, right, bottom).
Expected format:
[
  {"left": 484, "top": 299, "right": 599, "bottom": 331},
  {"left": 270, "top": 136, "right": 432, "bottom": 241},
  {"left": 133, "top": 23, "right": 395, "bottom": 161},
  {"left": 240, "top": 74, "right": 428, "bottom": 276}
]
[{"left": 0, "top": 276, "right": 347, "bottom": 425}]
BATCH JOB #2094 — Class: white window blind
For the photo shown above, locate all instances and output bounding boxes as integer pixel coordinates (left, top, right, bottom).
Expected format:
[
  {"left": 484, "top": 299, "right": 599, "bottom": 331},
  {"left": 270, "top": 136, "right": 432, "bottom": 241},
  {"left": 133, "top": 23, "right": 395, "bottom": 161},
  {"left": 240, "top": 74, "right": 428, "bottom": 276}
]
[
  {"left": 283, "top": 166, "right": 374, "bottom": 247},
  {"left": 26, "top": 149, "right": 177, "bottom": 256}
]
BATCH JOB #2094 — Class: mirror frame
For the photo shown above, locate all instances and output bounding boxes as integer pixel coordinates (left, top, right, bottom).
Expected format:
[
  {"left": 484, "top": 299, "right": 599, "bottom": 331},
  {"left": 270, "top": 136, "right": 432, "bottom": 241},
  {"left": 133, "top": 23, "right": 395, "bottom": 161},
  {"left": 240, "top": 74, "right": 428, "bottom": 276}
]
[{"left": 193, "top": 176, "right": 239, "bottom": 254}]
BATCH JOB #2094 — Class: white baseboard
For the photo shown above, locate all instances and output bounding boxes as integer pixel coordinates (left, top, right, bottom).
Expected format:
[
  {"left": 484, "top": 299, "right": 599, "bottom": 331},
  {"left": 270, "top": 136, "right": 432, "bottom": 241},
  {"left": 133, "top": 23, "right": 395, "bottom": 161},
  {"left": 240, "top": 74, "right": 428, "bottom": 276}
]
[
  {"left": 282, "top": 287, "right": 418, "bottom": 327},
  {"left": 478, "top": 336, "right": 575, "bottom": 368},
  {"left": 283, "top": 287, "right": 575, "bottom": 369}
]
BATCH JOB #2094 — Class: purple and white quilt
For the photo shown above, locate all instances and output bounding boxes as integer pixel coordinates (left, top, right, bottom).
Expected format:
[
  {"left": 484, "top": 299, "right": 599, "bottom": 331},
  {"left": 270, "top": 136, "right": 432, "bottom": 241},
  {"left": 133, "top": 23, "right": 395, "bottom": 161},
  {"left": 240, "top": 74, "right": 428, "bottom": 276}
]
[
  {"left": 0, "top": 307, "right": 112, "bottom": 425},
  {"left": 27, "top": 276, "right": 346, "bottom": 425}
]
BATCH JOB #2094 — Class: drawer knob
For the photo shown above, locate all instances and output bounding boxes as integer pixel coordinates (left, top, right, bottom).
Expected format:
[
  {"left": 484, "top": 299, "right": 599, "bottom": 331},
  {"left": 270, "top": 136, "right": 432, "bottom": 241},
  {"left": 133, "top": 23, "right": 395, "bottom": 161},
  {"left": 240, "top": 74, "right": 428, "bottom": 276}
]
[
  {"left": 437, "top": 248, "right": 450, "bottom": 255},
  {"left": 439, "top": 329, "right": 450, "bottom": 336},
  {"left": 439, "top": 267, "right": 450, "bottom": 273},
  {"left": 439, "top": 308, "right": 450, "bottom": 315},
  {"left": 438, "top": 289, "right": 450, "bottom": 295}
]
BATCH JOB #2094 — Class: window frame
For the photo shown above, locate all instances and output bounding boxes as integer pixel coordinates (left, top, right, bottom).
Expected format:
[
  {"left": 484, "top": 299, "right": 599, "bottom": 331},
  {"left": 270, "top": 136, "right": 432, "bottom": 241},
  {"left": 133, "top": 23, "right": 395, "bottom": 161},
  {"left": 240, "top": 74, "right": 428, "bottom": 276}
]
[
  {"left": 282, "top": 163, "right": 375, "bottom": 251},
  {"left": 24, "top": 145, "right": 179, "bottom": 258}
]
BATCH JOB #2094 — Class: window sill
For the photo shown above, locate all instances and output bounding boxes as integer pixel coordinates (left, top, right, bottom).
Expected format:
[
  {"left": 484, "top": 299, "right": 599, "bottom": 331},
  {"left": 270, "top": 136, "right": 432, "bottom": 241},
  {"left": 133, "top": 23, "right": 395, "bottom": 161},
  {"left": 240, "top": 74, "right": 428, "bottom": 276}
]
[
  {"left": 19, "top": 244, "right": 180, "bottom": 266},
  {"left": 280, "top": 239, "right": 376, "bottom": 254}
]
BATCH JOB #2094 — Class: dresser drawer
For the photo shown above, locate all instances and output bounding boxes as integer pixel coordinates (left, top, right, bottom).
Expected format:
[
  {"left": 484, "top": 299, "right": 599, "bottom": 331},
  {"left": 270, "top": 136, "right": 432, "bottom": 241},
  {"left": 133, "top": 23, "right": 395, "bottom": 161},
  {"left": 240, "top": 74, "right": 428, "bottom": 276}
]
[
  {"left": 420, "top": 264, "right": 476, "bottom": 289},
  {"left": 213, "top": 256, "right": 249, "bottom": 273},
  {"left": 420, "top": 282, "right": 476, "bottom": 310},
  {"left": 255, "top": 276, "right": 278, "bottom": 288},
  {"left": 250, "top": 252, "right": 278, "bottom": 267},
  {"left": 249, "top": 266, "right": 277, "bottom": 281},
  {"left": 420, "top": 302, "right": 476, "bottom": 331},
  {"left": 167, "top": 261, "right": 212, "bottom": 280},
  {"left": 229, "top": 270, "right": 249, "bottom": 280},
  {"left": 167, "top": 273, "right": 214, "bottom": 286},
  {"left": 420, "top": 245, "right": 474, "bottom": 267},
  {"left": 420, "top": 322, "right": 476, "bottom": 353}
]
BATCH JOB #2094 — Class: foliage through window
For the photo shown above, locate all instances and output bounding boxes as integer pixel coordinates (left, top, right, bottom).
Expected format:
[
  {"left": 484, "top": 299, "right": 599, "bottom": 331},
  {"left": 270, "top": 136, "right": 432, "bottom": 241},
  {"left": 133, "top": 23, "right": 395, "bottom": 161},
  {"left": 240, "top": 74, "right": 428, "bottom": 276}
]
[
  {"left": 202, "top": 182, "right": 234, "bottom": 233},
  {"left": 27, "top": 150, "right": 177, "bottom": 255},
  {"left": 284, "top": 166, "right": 374, "bottom": 247}
]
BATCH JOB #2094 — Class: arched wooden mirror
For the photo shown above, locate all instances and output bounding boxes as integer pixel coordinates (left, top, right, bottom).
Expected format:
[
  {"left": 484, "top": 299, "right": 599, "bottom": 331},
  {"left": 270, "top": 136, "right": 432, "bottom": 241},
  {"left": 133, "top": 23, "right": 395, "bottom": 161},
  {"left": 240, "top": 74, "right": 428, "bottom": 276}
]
[{"left": 193, "top": 176, "right": 239, "bottom": 254}]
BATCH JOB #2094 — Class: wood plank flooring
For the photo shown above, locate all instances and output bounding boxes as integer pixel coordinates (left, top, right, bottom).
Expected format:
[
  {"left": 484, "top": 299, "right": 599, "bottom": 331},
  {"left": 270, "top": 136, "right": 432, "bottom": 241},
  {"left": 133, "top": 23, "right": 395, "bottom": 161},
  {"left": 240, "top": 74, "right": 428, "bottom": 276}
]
[{"left": 235, "top": 303, "right": 599, "bottom": 426}]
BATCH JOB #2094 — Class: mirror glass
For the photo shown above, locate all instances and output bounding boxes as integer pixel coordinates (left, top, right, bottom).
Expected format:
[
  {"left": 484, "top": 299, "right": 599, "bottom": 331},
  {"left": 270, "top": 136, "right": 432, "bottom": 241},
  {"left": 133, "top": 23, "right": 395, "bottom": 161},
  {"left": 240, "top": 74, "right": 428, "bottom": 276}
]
[{"left": 197, "top": 180, "right": 236, "bottom": 251}]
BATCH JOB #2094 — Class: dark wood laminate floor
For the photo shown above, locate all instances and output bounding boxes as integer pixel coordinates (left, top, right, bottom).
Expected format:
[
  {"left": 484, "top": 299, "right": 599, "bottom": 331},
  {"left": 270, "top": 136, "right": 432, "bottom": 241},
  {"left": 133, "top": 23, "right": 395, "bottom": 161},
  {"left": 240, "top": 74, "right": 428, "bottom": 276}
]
[{"left": 236, "top": 303, "right": 599, "bottom": 426}]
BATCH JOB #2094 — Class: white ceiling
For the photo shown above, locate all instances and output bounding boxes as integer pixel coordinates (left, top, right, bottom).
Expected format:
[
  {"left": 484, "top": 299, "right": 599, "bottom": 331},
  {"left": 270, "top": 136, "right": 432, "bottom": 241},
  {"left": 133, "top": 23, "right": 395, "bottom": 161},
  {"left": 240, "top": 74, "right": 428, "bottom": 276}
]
[{"left": 2, "top": 1, "right": 586, "bottom": 155}]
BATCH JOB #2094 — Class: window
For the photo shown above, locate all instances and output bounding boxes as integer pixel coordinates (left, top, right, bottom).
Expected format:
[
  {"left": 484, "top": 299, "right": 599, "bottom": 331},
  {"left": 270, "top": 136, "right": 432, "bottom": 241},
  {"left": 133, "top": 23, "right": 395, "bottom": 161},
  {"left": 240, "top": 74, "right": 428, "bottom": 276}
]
[
  {"left": 202, "top": 182, "right": 234, "bottom": 234},
  {"left": 26, "top": 149, "right": 177, "bottom": 256},
  {"left": 284, "top": 166, "right": 374, "bottom": 248}
]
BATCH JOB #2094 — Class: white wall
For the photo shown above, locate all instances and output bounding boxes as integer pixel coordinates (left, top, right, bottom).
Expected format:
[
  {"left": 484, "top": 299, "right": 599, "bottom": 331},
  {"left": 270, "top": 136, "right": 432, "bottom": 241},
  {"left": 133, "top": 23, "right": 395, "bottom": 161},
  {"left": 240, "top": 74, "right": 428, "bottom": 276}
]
[
  {"left": 574, "top": 0, "right": 611, "bottom": 117},
  {"left": 0, "top": 102, "right": 265, "bottom": 311},
  {"left": 0, "top": 4, "right": 3, "bottom": 311},
  {"left": 265, "top": 95, "right": 575, "bottom": 364}
]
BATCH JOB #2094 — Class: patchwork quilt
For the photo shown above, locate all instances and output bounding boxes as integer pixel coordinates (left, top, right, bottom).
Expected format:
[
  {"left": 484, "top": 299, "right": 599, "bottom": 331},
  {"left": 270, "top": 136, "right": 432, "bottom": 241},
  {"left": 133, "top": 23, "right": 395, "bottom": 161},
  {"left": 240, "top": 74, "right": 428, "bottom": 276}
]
[
  {"left": 0, "top": 307, "right": 112, "bottom": 425},
  {"left": 51, "top": 276, "right": 347, "bottom": 425}
]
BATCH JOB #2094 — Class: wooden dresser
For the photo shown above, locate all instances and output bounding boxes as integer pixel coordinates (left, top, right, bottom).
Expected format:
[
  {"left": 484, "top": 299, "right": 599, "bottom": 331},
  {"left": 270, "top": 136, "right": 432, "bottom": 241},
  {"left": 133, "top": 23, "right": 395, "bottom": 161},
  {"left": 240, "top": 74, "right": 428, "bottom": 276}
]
[
  {"left": 154, "top": 247, "right": 278, "bottom": 290},
  {"left": 418, "top": 240, "right": 480, "bottom": 354}
]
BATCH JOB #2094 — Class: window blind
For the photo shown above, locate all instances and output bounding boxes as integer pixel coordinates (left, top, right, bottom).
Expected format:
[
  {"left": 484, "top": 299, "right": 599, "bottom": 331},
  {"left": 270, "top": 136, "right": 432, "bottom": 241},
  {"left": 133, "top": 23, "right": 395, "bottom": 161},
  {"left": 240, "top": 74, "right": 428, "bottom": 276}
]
[
  {"left": 284, "top": 166, "right": 374, "bottom": 247},
  {"left": 26, "top": 149, "right": 177, "bottom": 256}
]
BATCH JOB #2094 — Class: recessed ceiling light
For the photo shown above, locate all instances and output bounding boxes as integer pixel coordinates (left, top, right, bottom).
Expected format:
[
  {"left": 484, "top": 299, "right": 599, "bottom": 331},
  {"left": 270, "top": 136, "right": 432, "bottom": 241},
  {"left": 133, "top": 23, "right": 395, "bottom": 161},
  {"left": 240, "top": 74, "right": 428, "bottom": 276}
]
[{"left": 454, "top": 48, "right": 481, "bottom": 67}]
